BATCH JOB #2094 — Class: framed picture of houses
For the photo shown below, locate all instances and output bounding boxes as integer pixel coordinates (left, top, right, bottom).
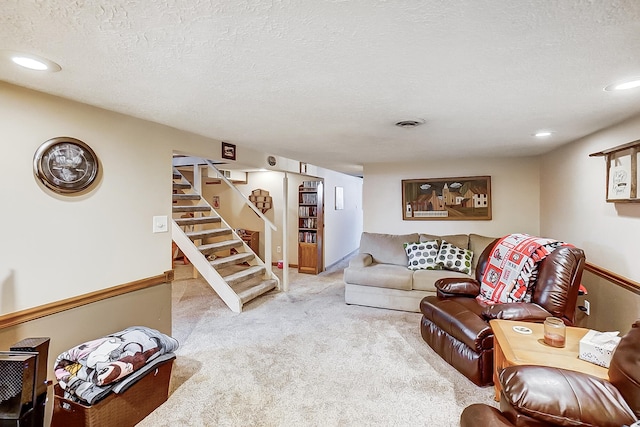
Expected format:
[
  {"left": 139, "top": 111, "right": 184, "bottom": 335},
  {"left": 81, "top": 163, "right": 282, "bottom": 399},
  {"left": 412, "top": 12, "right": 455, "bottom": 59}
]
[{"left": 402, "top": 176, "right": 491, "bottom": 220}]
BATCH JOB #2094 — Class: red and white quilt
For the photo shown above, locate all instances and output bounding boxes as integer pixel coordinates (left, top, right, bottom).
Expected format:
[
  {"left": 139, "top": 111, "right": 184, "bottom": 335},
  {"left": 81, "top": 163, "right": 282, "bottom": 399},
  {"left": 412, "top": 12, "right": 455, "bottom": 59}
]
[{"left": 477, "top": 233, "right": 567, "bottom": 304}]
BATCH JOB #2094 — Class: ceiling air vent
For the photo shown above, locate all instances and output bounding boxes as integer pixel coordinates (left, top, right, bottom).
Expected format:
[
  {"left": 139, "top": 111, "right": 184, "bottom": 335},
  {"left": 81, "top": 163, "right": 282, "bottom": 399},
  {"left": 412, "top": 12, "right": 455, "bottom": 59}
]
[{"left": 395, "top": 118, "right": 425, "bottom": 128}]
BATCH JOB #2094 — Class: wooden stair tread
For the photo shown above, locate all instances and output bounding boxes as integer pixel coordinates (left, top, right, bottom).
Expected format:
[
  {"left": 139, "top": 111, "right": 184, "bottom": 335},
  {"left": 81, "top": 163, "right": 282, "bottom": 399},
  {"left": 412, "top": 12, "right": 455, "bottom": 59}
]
[
  {"left": 173, "top": 205, "right": 211, "bottom": 212},
  {"left": 186, "top": 228, "right": 232, "bottom": 239},
  {"left": 173, "top": 183, "right": 190, "bottom": 189},
  {"left": 209, "top": 252, "right": 254, "bottom": 268},
  {"left": 198, "top": 239, "right": 243, "bottom": 254},
  {"left": 173, "top": 194, "right": 201, "bottom": 200},
  {"left": 237, "top": 280, "right": 277, "bottom": 304},
  {"left": 175, "top": 216, "right": 220, "bottom": 226},
  {"left": 223, "top": 265, "right": 264, "bottom": 286}
]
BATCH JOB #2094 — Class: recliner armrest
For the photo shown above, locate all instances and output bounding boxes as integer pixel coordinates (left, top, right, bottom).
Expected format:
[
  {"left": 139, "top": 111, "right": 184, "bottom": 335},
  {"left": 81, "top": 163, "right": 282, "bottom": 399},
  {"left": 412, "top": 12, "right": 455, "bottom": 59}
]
[
  {"left": 460, "top": 404, "right": 515, "bottom": 427},
  {"left": 481, "top": 302, "right": 551, "bottom": 322},
  {"left": 435, "top": 278, "right": 480, "bottom": 297},
  {"left": 348, "top": 253, "right": 372, "bottom": 268},
  {"left": 499, "top": 365, "right": 637, "bottom": 427}
]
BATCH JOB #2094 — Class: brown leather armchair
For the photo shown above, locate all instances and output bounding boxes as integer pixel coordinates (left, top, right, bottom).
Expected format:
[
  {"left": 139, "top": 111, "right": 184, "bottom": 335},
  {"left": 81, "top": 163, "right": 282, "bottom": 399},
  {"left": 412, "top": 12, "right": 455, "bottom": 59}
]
[
  {"left": 460, "top": 320, "right": 640, "bottom": 427},
  {"left": 420, "top": 239, "right": 586, "bottom": 386}
]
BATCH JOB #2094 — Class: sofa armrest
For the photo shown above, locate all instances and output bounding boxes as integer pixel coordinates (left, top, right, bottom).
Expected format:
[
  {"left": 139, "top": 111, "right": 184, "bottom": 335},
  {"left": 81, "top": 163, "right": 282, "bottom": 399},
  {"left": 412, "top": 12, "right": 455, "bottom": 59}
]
[
  {"left": 499, "top": 366, "right": 637, "bottom": 427},
  {"left": 348, "top": 253, "right": 373, "bottom": 268},
  {"left": 435, "top": 277, "right": 480, "bottom": 297},
  {"left": 481, "top": 302, "right": 551, "bottom": 322}
]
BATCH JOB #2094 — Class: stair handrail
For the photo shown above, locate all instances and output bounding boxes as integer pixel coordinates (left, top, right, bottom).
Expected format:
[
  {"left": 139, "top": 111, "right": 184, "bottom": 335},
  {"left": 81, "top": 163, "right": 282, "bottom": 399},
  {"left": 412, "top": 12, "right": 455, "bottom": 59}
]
[
  {"left": 171, "top": 221, "right": 243, "bottom": 312},
  {"left": 203, "top": 160, "right": 277, "bottom": 231},
  {"left": 202, "top": 160, "right": 277, "bottom": 279}
]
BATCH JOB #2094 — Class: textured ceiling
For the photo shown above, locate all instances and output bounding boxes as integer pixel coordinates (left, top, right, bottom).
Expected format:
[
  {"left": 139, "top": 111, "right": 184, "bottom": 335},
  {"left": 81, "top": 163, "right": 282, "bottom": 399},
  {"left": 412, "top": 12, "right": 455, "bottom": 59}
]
[{"left": 2, "top": 1, "right": 640, "bottom": 175}]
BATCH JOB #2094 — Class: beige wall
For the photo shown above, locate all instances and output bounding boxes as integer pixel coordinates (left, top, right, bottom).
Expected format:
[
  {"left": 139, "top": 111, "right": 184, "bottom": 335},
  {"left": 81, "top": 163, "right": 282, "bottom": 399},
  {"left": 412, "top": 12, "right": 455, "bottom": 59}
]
[
  {"left": 0, "top": 82, "right": 223, "bottom": 313},
  {"left": 540, "top": 115, "right": 640, "bottom": 282},
  {"left": 363, "top": 157, "right": 541, "bottom": 237},
  {"left": 540, "top": 114, "right": 640, "bottom": 333},
  {"left": 0, "top": 81, "right": 231, "bottom": 373},
  {"left": 201, "top": 171, "right": 302, "bottom": 265},
  {"left": 574, "top": 272, "right": 640, "bottom": 333}
]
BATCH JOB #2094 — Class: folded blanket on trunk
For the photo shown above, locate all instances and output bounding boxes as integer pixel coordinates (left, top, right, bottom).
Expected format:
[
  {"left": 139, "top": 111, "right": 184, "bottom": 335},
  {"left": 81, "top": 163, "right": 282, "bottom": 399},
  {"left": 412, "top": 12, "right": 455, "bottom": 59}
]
[
  {"left": 477, "top": 233, "right": 567, "bottom": 304},
  {"left": 54, "top": 326, "right": 179, "bottom": 404}
]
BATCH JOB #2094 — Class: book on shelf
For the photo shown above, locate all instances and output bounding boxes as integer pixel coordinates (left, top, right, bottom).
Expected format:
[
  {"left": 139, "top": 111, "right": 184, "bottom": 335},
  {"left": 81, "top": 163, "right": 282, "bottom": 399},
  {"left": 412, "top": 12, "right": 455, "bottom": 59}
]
[
  {"left": 301, "top": 193, "right": 317, "bottom": 204},
  {"left": 299, "top": 218, "right": 317, "bottom": 229},
  {"left": 298, "top": 206, "right": 317, "bottom": 217},
  {"left": 302, "top": 181, "right": 319, "bottom": 189},
  {"left": 298, "top": 231, "right": 317, "bottom": 243}
]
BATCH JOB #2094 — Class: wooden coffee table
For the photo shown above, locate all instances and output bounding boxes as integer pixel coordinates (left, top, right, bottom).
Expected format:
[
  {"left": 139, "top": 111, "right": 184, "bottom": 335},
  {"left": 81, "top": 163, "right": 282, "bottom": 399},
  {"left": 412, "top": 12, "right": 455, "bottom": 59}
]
[{"left": 490, "top": 319, "right": 608, "bottom": 401}]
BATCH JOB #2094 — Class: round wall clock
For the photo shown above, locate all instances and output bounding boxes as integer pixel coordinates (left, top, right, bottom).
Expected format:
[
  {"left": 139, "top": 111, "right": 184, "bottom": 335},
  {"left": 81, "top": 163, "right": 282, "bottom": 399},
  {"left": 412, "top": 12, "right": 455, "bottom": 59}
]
[{"left": 33, "top": 137, "right": 99, "bottom": 194}]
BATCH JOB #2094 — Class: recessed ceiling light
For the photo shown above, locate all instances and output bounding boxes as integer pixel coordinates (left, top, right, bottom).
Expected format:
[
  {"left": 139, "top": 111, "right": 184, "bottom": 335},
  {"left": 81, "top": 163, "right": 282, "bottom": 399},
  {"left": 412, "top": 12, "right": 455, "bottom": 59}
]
[
  {"left": 604, "top": 77, "right": 640, "bottom": 91},
  {"left": 12, "top": 56, "right": 48, "bottom": 70},
  {"left": 534, "top": 131, "right": 553, "bottom": 138},
  {"left": 5, "top": 51, "right": 61, "bottom": 72}
]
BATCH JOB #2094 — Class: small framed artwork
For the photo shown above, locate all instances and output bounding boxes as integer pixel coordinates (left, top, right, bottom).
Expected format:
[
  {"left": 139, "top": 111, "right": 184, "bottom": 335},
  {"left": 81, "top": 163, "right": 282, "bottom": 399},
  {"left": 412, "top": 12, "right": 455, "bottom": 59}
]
[
  {"left": 300, "top": 162, "right": 307, "bottom": 174},
  {"left": 335, "top": 186, "right": 344, "bottom": 210},
  {"left": 589, "top": 139, "right": 639, "bottom": 202},
  {"left": 222, "top": 142, "right": 236, "bottom": 161},
  {"left": 402, "top": 175, "right": 491, "bottom": 220},
  {"left": 212, "top": 195, "right": 220, "bottom": 209}
]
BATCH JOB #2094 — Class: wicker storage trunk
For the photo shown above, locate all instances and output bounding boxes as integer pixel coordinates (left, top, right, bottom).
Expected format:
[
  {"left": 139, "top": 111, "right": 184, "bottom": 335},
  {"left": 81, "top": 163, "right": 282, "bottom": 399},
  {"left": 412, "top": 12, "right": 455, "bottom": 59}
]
[{"left": 51, "top": 358, "right": 173, "bottom": 427}]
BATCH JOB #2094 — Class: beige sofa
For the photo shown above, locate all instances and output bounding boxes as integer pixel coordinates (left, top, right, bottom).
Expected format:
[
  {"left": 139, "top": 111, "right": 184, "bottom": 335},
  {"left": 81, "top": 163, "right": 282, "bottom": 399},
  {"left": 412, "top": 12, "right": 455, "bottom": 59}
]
[{"left": 344, "top": 232, "right": 497, "bottom": 312}]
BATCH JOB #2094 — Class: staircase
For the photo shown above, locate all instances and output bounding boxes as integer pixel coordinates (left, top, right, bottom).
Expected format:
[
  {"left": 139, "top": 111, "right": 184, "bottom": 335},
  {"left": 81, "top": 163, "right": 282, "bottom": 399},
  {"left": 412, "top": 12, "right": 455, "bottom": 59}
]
[{"left": 172, "top": 167, "right": 279, "bottom": 312}]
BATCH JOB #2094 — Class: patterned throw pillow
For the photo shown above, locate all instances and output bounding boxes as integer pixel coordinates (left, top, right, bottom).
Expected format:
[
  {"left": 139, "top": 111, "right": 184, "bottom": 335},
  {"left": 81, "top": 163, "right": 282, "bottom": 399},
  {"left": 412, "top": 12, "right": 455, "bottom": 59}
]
[
  {"left": 436, "top": 240, "right": 473, "bottom": 274},
  {"left": 403, "top": 241, "right": 440, "bottom": 270}
]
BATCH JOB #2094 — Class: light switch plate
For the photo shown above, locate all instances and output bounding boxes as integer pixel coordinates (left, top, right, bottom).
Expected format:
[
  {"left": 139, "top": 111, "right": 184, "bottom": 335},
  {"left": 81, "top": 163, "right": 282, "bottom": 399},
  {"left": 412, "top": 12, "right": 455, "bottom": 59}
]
[{"left": 153, "top": 215, "right": 168, "bottom": 233}]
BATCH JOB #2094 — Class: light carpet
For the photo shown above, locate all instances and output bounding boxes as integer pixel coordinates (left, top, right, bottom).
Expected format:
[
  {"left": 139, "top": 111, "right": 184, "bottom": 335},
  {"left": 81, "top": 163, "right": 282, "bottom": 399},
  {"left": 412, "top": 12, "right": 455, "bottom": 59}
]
[{"left": 137, "top": 263, "right": 496, "bottom": 426}]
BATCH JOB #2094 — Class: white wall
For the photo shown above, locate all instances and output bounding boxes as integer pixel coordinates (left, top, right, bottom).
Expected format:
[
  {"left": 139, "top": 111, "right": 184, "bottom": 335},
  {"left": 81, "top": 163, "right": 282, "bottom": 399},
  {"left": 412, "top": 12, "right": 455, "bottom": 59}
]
[
  {"left": 363, "top": 157, "right": 541, "bottom": 238},
  {"left": 0, "top": 83, "right": 222, "bottom": 313},
  {"left": 314, "top": 166, "right": 364, "bottom": 268},
  {"left": 540, "top": 115, "right": 640, "bottom": 282}
]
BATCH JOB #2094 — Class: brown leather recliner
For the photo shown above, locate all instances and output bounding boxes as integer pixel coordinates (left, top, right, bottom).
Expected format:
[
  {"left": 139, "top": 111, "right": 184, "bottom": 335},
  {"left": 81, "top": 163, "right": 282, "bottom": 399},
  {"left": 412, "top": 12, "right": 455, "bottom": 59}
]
[
  {"left": 460, "top": 320, "right": 640, "bottom": 427},
  {"left": 420, "top": 239, "right": 586, "bottom": 386}
]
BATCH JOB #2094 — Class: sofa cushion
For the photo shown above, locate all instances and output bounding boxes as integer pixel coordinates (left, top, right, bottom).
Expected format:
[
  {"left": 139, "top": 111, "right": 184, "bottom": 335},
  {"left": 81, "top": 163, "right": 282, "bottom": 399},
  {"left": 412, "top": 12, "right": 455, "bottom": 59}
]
[
  {"left": 359, "top": 232, "right": 420, "bottom": 266},
  {"left": 436, "top": 240, "right": 473, "bottom": 274},
  {"left": 412, "top": 268, "right": 469, "bottom": 292},
  {"left": 404, "top": 240, "right": 440, "bottom": 270},
  {"left": 420, "top": 233, "right": 469, "bottom": 250},
  {"left": 469, "top": 234, "right": 497, "bottom": 270},
  {"left": 347, "top": 252, "right": 372, "bottom": 268},
  {"left": 343, "top": 264, "right": 413, "bottom": 291}
]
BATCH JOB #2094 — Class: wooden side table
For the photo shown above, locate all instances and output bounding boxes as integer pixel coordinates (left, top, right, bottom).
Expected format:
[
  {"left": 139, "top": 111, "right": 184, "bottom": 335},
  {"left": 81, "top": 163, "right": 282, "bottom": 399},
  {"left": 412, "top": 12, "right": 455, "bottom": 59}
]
[{"left": 490, "top": 319, "right": 608, "bottom": 401}]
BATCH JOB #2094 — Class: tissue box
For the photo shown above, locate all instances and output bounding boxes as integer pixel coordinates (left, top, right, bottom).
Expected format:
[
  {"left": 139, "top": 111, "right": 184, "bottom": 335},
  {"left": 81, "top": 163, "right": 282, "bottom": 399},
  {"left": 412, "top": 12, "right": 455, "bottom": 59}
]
[{"left": 578, "top": 329, "right": 621, "bottom": 368}]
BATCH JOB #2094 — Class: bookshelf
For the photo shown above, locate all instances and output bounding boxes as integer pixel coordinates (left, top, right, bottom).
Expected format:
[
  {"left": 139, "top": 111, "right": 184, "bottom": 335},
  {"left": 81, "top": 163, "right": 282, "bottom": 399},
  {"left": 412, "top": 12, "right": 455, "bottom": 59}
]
[{"left": 298, "top": 180, "right": 323, "bottom": 274}]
